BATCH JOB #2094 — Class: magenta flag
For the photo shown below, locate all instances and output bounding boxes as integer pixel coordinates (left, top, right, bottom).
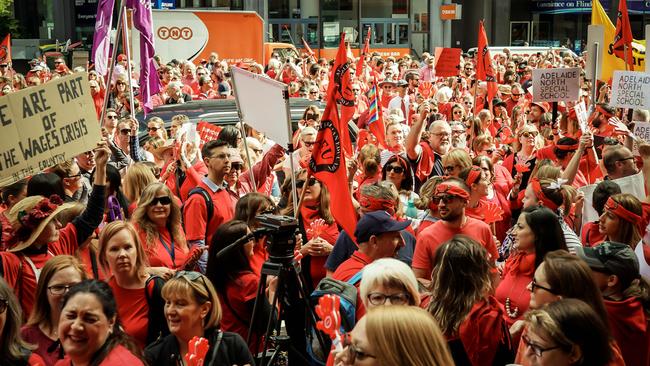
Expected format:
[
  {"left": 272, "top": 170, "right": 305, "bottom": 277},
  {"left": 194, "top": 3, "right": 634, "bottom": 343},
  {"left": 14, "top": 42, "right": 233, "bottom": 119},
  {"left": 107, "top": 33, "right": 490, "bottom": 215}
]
[
  {"left": 127, "top": 0, "right": 161, "bottom": 115},
  {"left": 91, "top": 0, "right": 115, "bottom": 76}
]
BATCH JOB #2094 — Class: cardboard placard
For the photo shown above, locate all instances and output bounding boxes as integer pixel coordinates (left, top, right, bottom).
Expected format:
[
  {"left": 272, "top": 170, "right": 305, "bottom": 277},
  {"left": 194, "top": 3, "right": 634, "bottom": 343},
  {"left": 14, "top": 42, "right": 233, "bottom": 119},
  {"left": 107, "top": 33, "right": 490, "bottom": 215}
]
[
  {"left": 574, "top": 101, "right": 588, "bottom": 132},
  {"left": 434, "top": 47, "right": 462, "bottom": 77},
  {"left": 580, "top": 172, "right": 645, "bottom": 225},
  {"left": 532, "top": 67, "right": 580, "bottom": 103},
  {"left": 196, "top": 121, "right": 222, "bottom": 148},
  {"left": 610, "top": 71, "right": 650, "bottom": 110},
  {"left": 634, "top": 122, "right": 650, "bottom": 142},
  {"left": 0, "top": 73, "right": 101, "bottom": 187}
]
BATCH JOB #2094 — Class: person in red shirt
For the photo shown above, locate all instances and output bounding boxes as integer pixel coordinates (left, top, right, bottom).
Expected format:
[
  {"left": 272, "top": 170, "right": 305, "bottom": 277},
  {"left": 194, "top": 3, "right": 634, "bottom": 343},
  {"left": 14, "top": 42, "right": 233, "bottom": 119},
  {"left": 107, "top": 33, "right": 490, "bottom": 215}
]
[
  {"left": 98, "top": 221, "right": 169, "bottom": 348},
  {"left": 578, "top": 242, "right": 650, "bottom": 366},
  {"left": 196, "top": 76, "right": 218, "bottom": 100},
  {"left": 582, "top": 181, "right": 621, "bottom": 247},
  {"left": 183, "top": 139, "right": 239, "bottom": 273},
  {"left": 412, "top": 178, "right": 497, "bottom": 280}
]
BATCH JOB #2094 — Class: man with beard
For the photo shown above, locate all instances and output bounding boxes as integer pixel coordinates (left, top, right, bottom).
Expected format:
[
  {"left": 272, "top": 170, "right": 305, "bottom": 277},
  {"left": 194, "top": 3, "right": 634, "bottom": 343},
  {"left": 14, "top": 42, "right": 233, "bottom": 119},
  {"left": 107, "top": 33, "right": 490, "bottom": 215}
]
[
  {"left": 74, "top": 149, "right": 96, "bottom": 204},
  {"left": 406, "top": 104, "right": 452, "bottom": 189},
  {"left": 412, "top": 177, "right": 497, "bottom": 280},
  {"left": 449, "top": 121, "right": 467, "bottom": 149}
]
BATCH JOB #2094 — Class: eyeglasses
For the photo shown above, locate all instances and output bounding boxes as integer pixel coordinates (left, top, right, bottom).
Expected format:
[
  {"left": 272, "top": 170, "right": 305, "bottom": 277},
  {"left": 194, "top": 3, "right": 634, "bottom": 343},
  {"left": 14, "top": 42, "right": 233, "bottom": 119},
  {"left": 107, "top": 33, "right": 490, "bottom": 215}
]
[
  {"left": 463, "top": 101, "right": 473, "bottom": 106},
  {"left": 296, "top": 177, "right": 318, "bottom": 188},
  {"left": 106, "top": 115, "right": 118, "bottom": 120},
  {"left": 48, "top": 284, "right": 74, "bottom": 295},
  {"left": 343, "top": 333, "right": 376, "bottom": 363},
  {"left": 54, "top": 61, "right": 63, "bottom": 65},
  {"left": 530, "top": 278, "right": 555, "bottom": 294},
  {"left": 66, "top": 173, "right": 82, "bottom": 179},
  {"left": 302, "top": 140, "right": 315, "bottom": 147},
  {"left": 522, "top": 335, "right": 562, "bottom": 357},
  {"left": 616, "top": 156, "right": 635, "bottom": 163},
  {"left": 120, "top": 129, "right": 130, "bottom": 135},
  {"left": 0, "top": 298, "right": 6, "bottom": 313},
  {"left": 443, "top": 165, "right": 459, "bottom": 173},
  {"left": 0, "top": 65, "right": 8, "bottom": 68},
  {"left": 231, "top": 162, "right": 243, "bottom": 170},
  {"left": 151, "top": 196, "right": 172, "bottom": 206},
  {"left": 352, "top": 88, "right": 361, "bottom": 92},
  {"left": 385, "top": 165, "right": 404, "bottom": 174},
  {"left": 82, "top": 150, "right": 95, "bottom": 156},
  {"left": 148, "top": 127, "right": 159, "bottom": 132},
  {"left": 367, "top": 292, "right": 410, "bottom": 306},
  {"left": 521, "top": 131, "right": 538, "bottom": 138},
  {"left": 512, "top": 93, "right": 522, "bottom": 98}
]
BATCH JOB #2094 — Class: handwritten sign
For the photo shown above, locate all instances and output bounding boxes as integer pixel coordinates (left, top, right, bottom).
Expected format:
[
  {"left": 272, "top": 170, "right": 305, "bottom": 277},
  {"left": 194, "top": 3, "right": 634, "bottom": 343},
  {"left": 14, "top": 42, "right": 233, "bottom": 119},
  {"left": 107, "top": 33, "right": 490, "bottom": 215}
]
[
  {"left": 634, "top": 122, "right": 650, "bottom": 142},
  {"left": 0, "top": 73, "right": 101, "bottom": 187},
  {"left": 434, "top": 47, "right": 462, "bottom": 77},
  {"left": 610, "top": 71, "right": 650, "bottom": 110},
  {"left": 574, "top": 101, "right": 588, "bottom": 132},
  {"left": 532, "top": 67, "right": 580, "bottom": 103},
  {"left": 196, "top": 121, "right": 222, "bottom": 148}
]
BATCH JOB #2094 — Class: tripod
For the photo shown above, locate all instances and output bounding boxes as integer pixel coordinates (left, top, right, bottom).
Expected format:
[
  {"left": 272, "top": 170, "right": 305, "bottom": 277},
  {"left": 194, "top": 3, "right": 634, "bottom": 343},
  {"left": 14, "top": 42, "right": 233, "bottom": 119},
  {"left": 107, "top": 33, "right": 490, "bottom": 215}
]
[{"left": 248, "top": 255, "right": 326, "bottom": 366}]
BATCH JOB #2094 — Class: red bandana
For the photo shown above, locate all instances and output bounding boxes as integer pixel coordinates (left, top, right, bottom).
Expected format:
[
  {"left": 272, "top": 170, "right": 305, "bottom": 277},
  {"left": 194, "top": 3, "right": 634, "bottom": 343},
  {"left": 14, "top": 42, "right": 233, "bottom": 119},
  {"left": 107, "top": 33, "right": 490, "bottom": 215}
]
[
  {"left": 554, "top": 143, "right": 579, "bottom": 151},
  {"left": 359, "top": 194, "right": 396, "bottom": 215},
  {"left": 605, "top": 197, "right": 642, "bottom": 225},
  {"left": 530, "top": 179, "right": 560, "bottom": 212},
  {"left": 435, "top": 183, "right": 470, "bottom": 200},
  {"left": 465, "top": 166, "right": 482, "bottom": 186}
]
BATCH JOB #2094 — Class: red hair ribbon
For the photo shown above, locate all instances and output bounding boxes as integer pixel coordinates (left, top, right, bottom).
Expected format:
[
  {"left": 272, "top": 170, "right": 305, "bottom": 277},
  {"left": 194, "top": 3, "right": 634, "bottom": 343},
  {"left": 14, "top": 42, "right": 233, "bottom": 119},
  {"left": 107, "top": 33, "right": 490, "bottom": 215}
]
[
  {"left": 605, "top": 197, "right": 642, "bottom": 225},
  {"left": 530, "top": 179, "right": 560, "bottom": 212},
  {"left": 596, "top": 105, "right": 613, "bottom": 118},
  {"left": 359, "top": 194, "right": 396, "bottom": 215},
  {"left": 554, "top": 143, "right": 579, "bottom": 151},
  {"left": 465, "top": 166, "right": 482, "bottom": 187},
  {"left": 435, "top": 182, "right": 470, "bottom": 200}
]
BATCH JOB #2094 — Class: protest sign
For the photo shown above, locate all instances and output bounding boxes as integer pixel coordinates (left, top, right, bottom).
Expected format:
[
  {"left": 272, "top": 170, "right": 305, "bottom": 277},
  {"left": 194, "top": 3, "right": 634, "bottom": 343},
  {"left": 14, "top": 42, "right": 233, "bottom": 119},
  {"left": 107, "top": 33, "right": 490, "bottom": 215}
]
[
  {"left": 196, "top": 121, "right": 222, "bottom": 148},
  {"left": 580, "top": 172, "right": 645, "bottom": 225},
  {"left": 532, "top": 67, "right": 580, "bottom": 103},
  {"left": 634, "top": 122, "right": 650, "bottom": 142},
  {"left": 610, "top": 71, "right": 650, "bottom": 110},
  {"left": 0, "top": 73, "right": 101, "bottom": 187},
  {"left": 434, "top": 47, "right": 462, "bottom": 77},
  {"left": 574, "top": 101, "right": 588, "bottom": 132}
]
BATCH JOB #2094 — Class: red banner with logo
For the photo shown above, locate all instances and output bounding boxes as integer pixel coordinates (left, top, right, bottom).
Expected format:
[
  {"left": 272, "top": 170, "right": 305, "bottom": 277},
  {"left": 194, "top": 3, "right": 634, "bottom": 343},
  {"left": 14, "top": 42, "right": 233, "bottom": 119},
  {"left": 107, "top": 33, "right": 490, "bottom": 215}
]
[{"left": 197, "top": 121, "right": 222, "bottom": 148}]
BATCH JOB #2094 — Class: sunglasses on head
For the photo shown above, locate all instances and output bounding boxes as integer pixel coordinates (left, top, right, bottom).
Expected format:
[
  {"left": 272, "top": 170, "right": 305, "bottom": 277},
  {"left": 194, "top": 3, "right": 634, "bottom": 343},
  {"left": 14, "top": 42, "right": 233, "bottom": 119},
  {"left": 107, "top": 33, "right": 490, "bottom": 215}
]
[
  {"left": 385, "top": 165, "right": 404, "bottom": 174},
  {"left": 151, "top": 196, "right": 172, "bottom": 206},
  {"left": 296, "top": 177, "right": 318, "bottom": 188}
]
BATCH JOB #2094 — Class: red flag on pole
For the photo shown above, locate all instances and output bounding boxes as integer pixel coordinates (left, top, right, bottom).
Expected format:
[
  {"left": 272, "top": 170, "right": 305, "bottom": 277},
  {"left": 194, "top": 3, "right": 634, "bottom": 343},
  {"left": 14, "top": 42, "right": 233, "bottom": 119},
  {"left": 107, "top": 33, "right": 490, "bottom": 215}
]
[
  {"left": 309, "top": 90, "right": 358, "bottom": 243},
  {"left": 476, "top": 21, "right": 497, "bottom": 107},
  {"left": 356, "top": 27, "right": 371, "bottom": 76},
  {"left": 0, "top": 34, "right": 11, "bottom": 65},
  {"left": 301, "top": 37, "right": 315, "bottom": 57},
  {"left": 328, "top": 34, "right": 354, "bottom": 156},
  {"left": 613, "top": 0, "right": 634, "bottom": 70}
]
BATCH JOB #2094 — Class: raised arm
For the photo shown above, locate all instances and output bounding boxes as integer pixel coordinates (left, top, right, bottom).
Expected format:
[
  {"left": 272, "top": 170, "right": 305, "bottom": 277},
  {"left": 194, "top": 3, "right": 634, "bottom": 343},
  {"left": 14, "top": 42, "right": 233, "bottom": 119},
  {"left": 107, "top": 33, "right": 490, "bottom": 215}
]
[{"left": 406, "top": 104, "right": 430, "bottom": 161}]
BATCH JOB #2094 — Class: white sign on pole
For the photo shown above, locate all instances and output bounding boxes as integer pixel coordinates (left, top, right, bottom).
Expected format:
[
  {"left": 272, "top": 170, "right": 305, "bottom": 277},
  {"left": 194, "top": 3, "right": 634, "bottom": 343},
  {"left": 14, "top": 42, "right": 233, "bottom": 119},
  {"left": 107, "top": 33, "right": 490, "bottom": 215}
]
[
  {"left": 574, "top": 101, "right": 588, "bottom": 132},
  {"left": 646, "top": 25, "right": 650, "bottom": 74},
  {"left": 532, "top": 67, "right": 581, "bottom": 103},
  {"left": 634, "top": 122, "right": 650, "bottom": 142},
  {"left": 586, "top": 25, "right": 604, "bottom": 81},
  {"left": 610, "top": 71, "right": 650, "bottom": 110},
  {"left": 230, "top": 67, "right": 291, "bottom": 148}
]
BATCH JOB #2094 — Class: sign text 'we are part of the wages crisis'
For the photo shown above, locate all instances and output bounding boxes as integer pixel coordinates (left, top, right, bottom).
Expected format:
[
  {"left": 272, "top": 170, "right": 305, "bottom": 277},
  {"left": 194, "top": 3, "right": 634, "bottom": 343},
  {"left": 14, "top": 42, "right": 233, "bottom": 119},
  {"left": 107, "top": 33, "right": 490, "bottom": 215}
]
[
  {"left": 611, "top": 71, "right": 650, "bottom": 110},
  {"left": 532, "top": 67, "right": 580, "bottom": 103},
  {"left": 0, "top": 73, "right": 101, "bottom": 187}
]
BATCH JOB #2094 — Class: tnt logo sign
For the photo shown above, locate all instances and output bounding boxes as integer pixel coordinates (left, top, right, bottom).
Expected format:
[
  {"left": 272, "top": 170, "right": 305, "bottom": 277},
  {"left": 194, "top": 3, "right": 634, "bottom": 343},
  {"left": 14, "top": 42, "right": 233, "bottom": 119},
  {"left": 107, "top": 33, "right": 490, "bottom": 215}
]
[{"left": 157, "top": 26, "right": 193, "bottom": 40}]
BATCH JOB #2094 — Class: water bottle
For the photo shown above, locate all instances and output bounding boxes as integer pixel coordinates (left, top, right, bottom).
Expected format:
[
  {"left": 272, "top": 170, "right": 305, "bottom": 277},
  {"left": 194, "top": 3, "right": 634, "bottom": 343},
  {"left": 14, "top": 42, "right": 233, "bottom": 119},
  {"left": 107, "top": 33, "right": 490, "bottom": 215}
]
[{"left": 405, "top": 198, "right": 418, "bottom": 218}]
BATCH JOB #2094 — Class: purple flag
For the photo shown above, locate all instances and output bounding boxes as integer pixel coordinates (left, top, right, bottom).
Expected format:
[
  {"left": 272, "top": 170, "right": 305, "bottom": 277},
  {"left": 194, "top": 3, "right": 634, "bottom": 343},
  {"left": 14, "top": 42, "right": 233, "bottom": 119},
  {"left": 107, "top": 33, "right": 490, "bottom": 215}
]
[
  {"left": 91, "top": 0, "right": 115, "bottom": 76},
  {"left": 127, "top": 0, "right": 161, "bottom": 115}
]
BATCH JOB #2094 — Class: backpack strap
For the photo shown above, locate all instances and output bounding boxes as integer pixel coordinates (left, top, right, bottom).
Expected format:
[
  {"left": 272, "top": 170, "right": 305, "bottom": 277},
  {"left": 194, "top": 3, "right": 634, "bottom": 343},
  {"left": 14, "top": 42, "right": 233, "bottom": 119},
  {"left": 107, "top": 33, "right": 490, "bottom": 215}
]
[
  {"left": 347, "top": 270, "right": 363, "bottom": 286},
  {"left": 144, "top": 275, "right": 168, "bottom": 344},
  {"left": 187, "top": 187, "right": 214, "bottom": 240}
]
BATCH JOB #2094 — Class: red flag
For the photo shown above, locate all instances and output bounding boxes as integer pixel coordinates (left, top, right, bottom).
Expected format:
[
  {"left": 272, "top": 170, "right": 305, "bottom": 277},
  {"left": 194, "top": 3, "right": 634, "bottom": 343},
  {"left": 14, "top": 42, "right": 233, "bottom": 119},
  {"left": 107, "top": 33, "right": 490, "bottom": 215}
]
[
  {"left": 327, "top": 34, "right": 354, "bottom": 156},
  {"left": 356, "top": 27, "right": 371, "bottom": 77},
  {"left": 0, "top": 34, "right": 11, "bottom": 65},
  {"left": 301, "top": 37, "right": 315, "bottom": 57},
  {"left": 476, "top": 21, "right": 497, "bottom": 107},
  {"left": 613, "top": 0, "right": 634, "bottom": 70},
  {"left": 309, "top": 90, "right": 358, "bottom": 243}
]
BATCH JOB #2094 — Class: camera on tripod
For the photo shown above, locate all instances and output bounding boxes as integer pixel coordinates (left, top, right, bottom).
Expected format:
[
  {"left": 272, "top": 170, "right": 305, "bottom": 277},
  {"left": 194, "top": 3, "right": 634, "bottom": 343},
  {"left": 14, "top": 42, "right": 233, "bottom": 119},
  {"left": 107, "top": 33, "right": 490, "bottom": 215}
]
[{"left": 255, "top": 214, "right": 299, "bottom": 263}]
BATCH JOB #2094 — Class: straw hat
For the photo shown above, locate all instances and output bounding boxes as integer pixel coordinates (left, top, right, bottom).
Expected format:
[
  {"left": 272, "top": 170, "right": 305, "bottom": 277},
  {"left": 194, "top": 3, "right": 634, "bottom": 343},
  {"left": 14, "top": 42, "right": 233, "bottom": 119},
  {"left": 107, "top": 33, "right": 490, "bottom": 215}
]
[
  {"left": 7, "top": 195, "right": 75, "bottom": 252},
  {"left": 152, "top": 139, "right": 176, "bottom": 160}
]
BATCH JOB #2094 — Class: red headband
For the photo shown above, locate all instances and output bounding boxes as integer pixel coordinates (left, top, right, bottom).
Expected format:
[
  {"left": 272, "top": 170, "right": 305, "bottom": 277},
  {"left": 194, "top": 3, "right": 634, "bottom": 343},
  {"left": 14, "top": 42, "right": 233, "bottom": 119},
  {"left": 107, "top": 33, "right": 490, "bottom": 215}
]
[
  {"left": 359, "top": 194, "right": 396, "bottom": 215},
  {"left": 596, "top": 105, "right": 613, "bottom": 118},
  {"left": 605, "top": 197, "right": 642, "bottom": 225},
  {"left": 435, "top": 182, "right": 470, "bottom": 200},
  {"left": 530, "top": 179, "right": 560, "bottom": 211},
  {"left": 465, "top": 166, "right": 482, "bottom": 187},
  {"left": 554, "top": 143, "right": 579, "bottom": 151}
]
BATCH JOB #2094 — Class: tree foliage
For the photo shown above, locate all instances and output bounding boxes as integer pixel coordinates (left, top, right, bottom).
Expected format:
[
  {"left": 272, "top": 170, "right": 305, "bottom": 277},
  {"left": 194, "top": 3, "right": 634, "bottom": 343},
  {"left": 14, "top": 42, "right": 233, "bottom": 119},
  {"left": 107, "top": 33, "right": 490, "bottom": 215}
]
[{"left": 0, "top": 0, "right": 20, "bottom": 39}]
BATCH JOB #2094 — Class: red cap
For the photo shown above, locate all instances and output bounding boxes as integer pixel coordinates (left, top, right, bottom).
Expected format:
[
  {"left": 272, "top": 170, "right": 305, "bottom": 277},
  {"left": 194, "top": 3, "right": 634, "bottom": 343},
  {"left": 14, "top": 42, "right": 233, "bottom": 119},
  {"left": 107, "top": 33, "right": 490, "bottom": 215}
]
[{"left": 117, "top": 54, "right": 127, "bottom": 62}]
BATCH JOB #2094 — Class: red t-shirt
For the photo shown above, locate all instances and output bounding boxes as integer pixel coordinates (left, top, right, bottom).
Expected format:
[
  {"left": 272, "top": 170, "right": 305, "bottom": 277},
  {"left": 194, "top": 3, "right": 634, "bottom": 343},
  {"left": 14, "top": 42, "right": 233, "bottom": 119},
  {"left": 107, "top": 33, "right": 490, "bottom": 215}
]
[
  {"left": 248, "top": 240, "right": 268, "bottom": 276},
  {"left": 22, "top": 324, "right": 60, "bottom": 366},
  {"left": 605, "top": 297, "right": 650, "bottom": 366},
  {"left": 55, "top": 345, "right": 144, "bottom": 366},
  {"left": 183, "top": 179, "right": 237, "bottom": 245},
  {"left": 331, "top": 250, "right": 372, "bottom": 320},
  {"left": 582, "top": 221, "right": 606, "bottom": 247},
  {"left": 137, "top": 225, "right": 189, "bottom": 270},
  {"left": 108, "top": 277, "right": 149, "bottom": 349},
  {"left": 0, "top": 222, "right": 79, "bottom": 318},
  {"left": 413, "top": 217, "right": 497, "bottom": 278},
  {"left": 219, "top": 271, "right": 261, "bottom": 352}
]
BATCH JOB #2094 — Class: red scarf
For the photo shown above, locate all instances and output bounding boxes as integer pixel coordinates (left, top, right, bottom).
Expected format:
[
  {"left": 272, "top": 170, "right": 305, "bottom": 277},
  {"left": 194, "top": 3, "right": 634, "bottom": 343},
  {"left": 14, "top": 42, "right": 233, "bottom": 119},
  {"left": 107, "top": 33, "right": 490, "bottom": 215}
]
[{"left": 504, "top": 251, "right": 536, "bottom": 277}]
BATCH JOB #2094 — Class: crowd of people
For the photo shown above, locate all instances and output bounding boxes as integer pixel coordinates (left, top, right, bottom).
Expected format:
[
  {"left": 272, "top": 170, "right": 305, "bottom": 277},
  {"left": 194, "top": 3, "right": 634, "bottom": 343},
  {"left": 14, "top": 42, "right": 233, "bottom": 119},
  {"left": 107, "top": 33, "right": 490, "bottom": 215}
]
[{"left": 0, "top": 43, "right": 649, "bottom": 366}]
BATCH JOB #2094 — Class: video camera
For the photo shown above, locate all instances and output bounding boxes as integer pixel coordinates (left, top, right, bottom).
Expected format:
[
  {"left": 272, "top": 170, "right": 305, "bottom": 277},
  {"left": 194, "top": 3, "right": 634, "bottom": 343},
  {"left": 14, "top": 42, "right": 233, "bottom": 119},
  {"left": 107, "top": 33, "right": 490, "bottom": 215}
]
[{"left": 256, "top": 214, "right": 299, "bottom": 264}]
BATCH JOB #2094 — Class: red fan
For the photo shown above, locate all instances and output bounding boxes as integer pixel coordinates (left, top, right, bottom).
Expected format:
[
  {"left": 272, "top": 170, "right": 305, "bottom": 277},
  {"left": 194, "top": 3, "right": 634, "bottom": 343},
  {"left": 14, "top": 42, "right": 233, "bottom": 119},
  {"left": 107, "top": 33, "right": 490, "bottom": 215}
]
[
  {"left": 185, "top": 336, "right": 210, "bottom": 366},
  {"left": 483, "top": 202, "right": 504, "bottom": 224},
  {"left": 307, "top": 218, "right": 327, "bottom": 239},
  {"left": 514, "top": 163, "right": 530, "bottom": 173},
  {"left": 315, "top": 294, "right": 343, "bottom": 351},
  {"left": 419, "top": 81, "right": 433, "bottom": 99}
]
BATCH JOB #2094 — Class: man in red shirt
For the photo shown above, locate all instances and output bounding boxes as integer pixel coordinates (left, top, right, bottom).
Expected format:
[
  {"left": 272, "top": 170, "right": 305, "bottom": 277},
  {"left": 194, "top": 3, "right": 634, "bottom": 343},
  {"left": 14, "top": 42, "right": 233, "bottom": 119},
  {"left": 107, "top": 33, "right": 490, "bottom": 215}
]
[
  {"left": 406, "top": 104, "right": 451, "bottom": 187},
  {"left": 183, "top": 139, "right": 239, "bottom": 272},
  {"left": 412, "top": 177, "right": 497, "bottom": 280}
]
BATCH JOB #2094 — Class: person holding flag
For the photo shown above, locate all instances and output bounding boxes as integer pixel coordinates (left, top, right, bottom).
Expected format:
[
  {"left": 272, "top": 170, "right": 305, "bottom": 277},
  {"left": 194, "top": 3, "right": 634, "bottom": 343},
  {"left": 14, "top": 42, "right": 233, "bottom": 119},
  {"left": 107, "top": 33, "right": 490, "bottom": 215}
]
[{"left": 476, "top": 20, "right": 498, "bottom": 112}]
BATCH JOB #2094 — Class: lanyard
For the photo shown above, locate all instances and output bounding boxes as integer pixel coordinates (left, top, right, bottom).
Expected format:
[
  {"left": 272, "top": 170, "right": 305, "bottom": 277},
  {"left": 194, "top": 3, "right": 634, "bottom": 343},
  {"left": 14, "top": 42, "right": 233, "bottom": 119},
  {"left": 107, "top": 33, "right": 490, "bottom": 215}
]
[{"left": 159, "top": 232, "right": 175, "bottom": 267}]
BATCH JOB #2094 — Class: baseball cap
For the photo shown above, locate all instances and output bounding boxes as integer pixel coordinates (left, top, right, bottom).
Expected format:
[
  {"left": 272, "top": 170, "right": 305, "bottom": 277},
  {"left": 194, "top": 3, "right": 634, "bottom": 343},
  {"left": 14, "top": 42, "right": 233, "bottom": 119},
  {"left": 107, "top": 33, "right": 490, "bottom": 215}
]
[
  {"left": 117, "top": 54, "right": 127, "bottom": 62},
  {"left": 354, "top": 211, "right": 410, "bottom": 243},
  {"left": 576, "top": 242, "right": 640, "bottom": 287}
]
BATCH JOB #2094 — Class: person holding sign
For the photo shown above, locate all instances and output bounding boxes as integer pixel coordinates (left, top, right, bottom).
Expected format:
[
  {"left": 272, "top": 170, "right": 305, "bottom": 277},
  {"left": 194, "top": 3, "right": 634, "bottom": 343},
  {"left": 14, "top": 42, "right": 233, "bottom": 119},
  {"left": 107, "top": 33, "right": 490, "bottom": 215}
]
[{"left": 0, "top": 141, "right": 110, "bottom": 318}]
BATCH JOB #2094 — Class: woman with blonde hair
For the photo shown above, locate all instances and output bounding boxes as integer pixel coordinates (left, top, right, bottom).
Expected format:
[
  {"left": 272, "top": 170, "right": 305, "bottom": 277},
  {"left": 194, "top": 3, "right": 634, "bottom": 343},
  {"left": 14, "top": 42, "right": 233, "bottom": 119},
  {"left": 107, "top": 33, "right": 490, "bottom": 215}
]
[
  {"left": 335, "top": 306, "right": 454, "bottom": 366},
  {"left": 144, "top": 271, "right": 254, "bottom": 366},
  {"left": 359, "top": 258, "right": 420, "bottom": 309},
  {"left": 22, "top": 255, "right": 86, "bottom": 365},
  {"left": 442, "top": 148, "right": 472, "bottom": 177},
  {"left": 146, "top": 116, "right": 168, "bottom": 140},
  {"left": 132, "top": 183, "right": 193, "bottom": 271},
  {"left": 123, "top": 163, "right": 157, "bottom": 214},
  {"left": 98, "top": 221, "right": 169, "bottom": 348}
]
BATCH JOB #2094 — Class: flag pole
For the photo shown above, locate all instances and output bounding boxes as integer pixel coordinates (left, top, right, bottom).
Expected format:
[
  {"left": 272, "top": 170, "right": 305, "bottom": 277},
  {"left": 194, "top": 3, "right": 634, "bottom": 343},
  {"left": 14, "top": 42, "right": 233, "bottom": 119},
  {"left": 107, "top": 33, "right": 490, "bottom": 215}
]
[
  {"left": 122, "top": 6, "right": 136, "bottom": 118},
  {"left": 99, "top": 0, "right": 126, "bottom": 127}
]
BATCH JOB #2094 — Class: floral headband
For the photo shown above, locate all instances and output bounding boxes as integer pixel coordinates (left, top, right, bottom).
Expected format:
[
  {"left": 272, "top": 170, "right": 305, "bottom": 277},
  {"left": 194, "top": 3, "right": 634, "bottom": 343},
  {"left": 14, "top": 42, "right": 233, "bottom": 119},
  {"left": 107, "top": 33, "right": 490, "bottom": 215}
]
[{"left": 14, "top": 195, "right": 64, "bottom": 241}]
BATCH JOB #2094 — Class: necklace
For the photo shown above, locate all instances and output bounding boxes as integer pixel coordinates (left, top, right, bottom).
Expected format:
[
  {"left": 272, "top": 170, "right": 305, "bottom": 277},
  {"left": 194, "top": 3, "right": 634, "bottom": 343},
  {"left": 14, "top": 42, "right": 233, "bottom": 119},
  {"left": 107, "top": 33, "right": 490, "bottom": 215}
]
[
  {"left": 503, "top": 265, "right": 531, "bottom": 319},
  {"left": 504, "top": 297, "right": 519, "bottom": 318}
]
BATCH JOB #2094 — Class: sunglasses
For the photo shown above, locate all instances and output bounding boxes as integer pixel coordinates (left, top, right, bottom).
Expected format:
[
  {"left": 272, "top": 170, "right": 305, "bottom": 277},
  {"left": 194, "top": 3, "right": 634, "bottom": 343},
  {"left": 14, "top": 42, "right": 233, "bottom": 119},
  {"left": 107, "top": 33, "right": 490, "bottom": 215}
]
[
  {"left": 174, "top": 270, "right": 209, "bottom": 295},
  {"left": 432, "top": 194, "right": 460, "bottom": 204},
  {"left": 120, "top": 129, "right": 130, "bottom": 135},
  {"left": 106, "top": 115, "right": 118, "bottom": 119},
  {"left": 385, "top": 165, "right": 404, "bottom": 174},
  {"left": 231, "top": 162, "right": 243, "bottom": 170},
  {"left": 512, "top": 93, "right": 522, "bottom": 97},
  {"left": 521, "top": 131, "right": 538, "bottom": 138},
  {"left": 302, "top": 140, "right": 315, "bottom": 147},
  {"left": 148, "top": 127, "right": 159, "bottom": 132},
  {"left": 296, "top": 177, "right": 318, "bottom": 188},
  {"left": 66, "top": 173, "right": 82, "bottom": 179},
  {"left": 151, "top": 196, "right": 172, "bottom": 206},
  {"left": 116, "top": 81, "right": 126, "bottom": 85}
]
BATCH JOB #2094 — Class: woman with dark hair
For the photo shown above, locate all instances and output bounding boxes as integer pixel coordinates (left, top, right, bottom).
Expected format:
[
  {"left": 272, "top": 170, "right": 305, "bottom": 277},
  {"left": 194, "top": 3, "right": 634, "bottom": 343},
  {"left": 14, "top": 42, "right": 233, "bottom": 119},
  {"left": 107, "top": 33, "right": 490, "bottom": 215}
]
[
  {"left": 496, "top": 206, "right": 567, "bottom": 330},
  {"left": 205, "top": 220, "right": 277, "bottom": 353},
  {"left": 55, "top": 280, "right": 145, "bottom": 365},
  {"left": 427, "top": 235, "right": 514, "bottom": 365},
  {"left": 381, "top": 154, "right": 418, "bottom": 218},
  {"left": 95, "top": 164, "right": 130, "bottom": 222},
  {"left": 0, "top": 179, "right": 27, "bottom": 250},
  {"left": 218, "top": 125, "right": 242, "bottom": 148},
  {"left": 234, "top": 192, "right": 276, "bottom": 275},
  {"left": 26, "top": 172, "right": 65, "bottom": 198},
  {"left": 523, "top": 299, "right": 611, "bottom": 366},
  {"left": 0, "top": 277, "right": 45, "bottom": 365}
]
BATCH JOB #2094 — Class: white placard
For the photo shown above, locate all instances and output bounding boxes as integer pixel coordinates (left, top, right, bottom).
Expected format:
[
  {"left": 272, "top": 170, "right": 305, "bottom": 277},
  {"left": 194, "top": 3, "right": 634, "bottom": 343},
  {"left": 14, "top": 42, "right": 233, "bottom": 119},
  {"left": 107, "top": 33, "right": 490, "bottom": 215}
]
[
  {"left": 532, "top": 67, "right": 581, "bottom": 103},
  {"left": 610, "top": 71, "right": 650, "bottom": 110},
  {"left": 230, "top": 67, "right": 291, "bottom": 148},
  {"left": 586, "top": 25, "right": 604, "bottom": 81},
  {"left": 574, "top": 101, "right": 588, "bottom": 133},
  {"left": 580, "top": 172, "right": 646, "bottom": 227},
  {"left": 634, "top": 122, "right": 650, "bottom": 142}
]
